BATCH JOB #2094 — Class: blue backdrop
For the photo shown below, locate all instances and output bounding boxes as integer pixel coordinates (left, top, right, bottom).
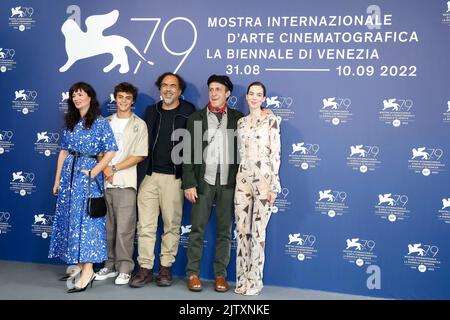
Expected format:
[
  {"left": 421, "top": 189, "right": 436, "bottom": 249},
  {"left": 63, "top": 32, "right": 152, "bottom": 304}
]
[{"left": 1, "top": 0, "right": 450, "bottom": 299}]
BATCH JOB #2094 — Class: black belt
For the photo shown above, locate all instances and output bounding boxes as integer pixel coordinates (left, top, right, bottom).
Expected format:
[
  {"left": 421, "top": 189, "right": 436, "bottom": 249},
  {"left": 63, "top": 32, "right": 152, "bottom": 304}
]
[
  {"left": 69, "top": 151, "right": 98, "bottom": 188},
  {"left": 69, "top": 151, "right": 97, "bottom": 158}
]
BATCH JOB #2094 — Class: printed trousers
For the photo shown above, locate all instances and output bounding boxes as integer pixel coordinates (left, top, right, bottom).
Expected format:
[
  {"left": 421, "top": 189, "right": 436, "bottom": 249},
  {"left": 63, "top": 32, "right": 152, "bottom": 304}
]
[{"left": 234, "top": 170, "right": 272, "bottom": 293}]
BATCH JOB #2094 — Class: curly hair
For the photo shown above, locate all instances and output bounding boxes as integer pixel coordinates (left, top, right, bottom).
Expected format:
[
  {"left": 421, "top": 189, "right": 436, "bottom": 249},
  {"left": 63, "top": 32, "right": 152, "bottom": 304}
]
[
  {"left": 65, "top": 82, "right": 101, "bottom": 131},
  {"left": 114, "top": 82, "right": 138, "bottom": 101},
  {"left": 155, "top": 72, "right": 186, "bottom": 94}
]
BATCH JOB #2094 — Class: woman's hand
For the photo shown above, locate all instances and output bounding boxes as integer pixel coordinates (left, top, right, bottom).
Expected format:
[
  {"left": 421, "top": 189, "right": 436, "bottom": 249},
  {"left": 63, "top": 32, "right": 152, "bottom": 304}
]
[
  {"left": 268, "top": 192, "right": 277, "bottom": 206},
  {"left": 80, "top": 169, "right": 98, "bottom": 178},
  {"left": 102, "top": 166, "right": 114, "bottom": 184},
  {"left": 103, "top": 166, "right": 114, "bottom": 179},
  {"left": 53, "top": 181, "right": 60, "bottom": 196}
]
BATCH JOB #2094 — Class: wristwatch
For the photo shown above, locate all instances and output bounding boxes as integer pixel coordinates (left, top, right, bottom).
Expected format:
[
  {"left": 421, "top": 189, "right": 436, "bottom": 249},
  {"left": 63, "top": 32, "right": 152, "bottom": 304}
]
[{"left": 112, "top": 165, "right": 118, "bottom": 173}]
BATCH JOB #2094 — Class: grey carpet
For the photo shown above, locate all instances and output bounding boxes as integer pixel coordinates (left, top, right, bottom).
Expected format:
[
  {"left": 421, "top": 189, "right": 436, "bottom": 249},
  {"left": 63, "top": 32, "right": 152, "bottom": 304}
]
[{"left": 0, "top": 260, "right": 381, "bottom": 300}]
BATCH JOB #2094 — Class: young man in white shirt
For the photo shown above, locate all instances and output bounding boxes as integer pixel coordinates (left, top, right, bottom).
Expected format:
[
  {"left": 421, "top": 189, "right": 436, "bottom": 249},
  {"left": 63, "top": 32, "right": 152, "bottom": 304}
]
[{"left": 94, "top": 82, "right": 148, "bottom": 285}]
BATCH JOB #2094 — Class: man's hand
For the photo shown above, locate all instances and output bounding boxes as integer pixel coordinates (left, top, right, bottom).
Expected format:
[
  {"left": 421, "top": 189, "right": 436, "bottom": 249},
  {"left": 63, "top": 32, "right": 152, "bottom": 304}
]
[
  {"left": 184, "top": 187, "right": 198, "bottom": 204},
  {"left": 262, "top": 108, "right": 273, "bottom": 115}
]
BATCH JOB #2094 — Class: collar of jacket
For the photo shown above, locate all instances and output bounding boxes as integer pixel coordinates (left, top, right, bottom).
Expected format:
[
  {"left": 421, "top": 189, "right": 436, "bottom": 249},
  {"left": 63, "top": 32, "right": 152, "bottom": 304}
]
[
  {"left": 107, "top": 112, "right": 138, "bottom": 122},
  {"left": 200, "top": 105, "right": 239, "bottom": 132},
  {"left": 199, "top": 104, "right": 239, "bottom": 124},
  {"left": 155, "top": 99, "right": 191, "bottom": 117},
  {"left": 108, "top": 113, "right": 141, "bottom": 137}
]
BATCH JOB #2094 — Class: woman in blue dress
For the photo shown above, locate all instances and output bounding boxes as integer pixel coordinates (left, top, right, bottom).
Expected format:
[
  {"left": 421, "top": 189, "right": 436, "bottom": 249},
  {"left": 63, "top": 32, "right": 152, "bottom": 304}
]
[{"left": 49, "top": 82, "right": 117, "bottom": 293}]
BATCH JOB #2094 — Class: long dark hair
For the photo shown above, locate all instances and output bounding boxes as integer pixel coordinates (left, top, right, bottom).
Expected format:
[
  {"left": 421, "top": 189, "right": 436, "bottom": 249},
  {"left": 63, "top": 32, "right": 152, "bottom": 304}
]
[{"left": 65, "top": 82, "right": 100, "bottom": 131}]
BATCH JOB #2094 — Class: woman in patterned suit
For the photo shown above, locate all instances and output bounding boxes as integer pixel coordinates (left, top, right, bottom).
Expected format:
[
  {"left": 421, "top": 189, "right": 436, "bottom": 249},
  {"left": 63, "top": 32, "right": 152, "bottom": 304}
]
[
  {"left": 49, "top": 82, "right": 117, "bottom": 293},
  {"left": 234, "top": 81, "right": 281, "bottom": 296}
]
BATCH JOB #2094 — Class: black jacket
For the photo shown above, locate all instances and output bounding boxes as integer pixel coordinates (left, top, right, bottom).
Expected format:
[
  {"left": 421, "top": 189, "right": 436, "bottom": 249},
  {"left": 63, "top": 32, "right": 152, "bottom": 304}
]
[
  {"left": 182, "top": 106, "right": 244, "bottom": 192},
  {"left": 137, "top": 99, "right": 196, "bottom": 186}
]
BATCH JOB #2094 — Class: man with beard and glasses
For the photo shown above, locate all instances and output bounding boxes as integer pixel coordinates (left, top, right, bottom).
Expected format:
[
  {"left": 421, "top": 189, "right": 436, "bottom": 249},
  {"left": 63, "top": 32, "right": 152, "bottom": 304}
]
[{"left": 129, "top": 72, "right": 196, "bottom": 288}]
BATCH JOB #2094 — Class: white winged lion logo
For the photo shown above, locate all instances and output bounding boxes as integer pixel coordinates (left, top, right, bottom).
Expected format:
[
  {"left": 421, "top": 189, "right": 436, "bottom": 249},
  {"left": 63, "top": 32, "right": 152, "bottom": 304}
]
[{"left": 59, "top": 10, "right": 154, "bottom": 73}]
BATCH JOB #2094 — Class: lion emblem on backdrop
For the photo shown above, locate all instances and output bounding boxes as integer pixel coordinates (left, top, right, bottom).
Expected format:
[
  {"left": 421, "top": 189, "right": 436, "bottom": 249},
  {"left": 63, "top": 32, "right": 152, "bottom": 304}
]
[{"left": 59, "top": 9, "right": 154, "bottom": 73}]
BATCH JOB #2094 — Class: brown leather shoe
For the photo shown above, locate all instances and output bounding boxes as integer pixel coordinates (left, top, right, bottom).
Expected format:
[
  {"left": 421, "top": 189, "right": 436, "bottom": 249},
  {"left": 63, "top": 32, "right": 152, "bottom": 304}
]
[
  {"left": 215, "top": 275, "right": 229, "bottom": 292},
  {"left": 187, "top": 274, "right": 202, "bottom": 292},
  {"left": 129, "top": 267, "right": 153, "bottom": 288},
  {"left": 156, "top": 266, "right": 173, "bottom": 287}
]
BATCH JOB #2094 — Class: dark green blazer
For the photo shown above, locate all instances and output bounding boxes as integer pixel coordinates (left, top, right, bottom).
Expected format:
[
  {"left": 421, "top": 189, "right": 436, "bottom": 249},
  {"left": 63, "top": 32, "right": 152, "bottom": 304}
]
[{"left": 182, "top": 105, "right": 243, "bottom": 192}]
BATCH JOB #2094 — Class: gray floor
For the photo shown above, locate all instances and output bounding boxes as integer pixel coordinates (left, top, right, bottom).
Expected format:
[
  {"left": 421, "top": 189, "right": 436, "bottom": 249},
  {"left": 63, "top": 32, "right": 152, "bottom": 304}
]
[{"left": 0, "top": 260, "right": 381, "bottom": 300}]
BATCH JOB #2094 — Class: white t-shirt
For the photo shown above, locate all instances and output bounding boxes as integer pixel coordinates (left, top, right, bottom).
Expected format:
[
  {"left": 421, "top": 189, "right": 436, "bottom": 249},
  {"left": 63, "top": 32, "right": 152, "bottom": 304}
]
[{"left": 107, "top": 115, "right": 130, "bottom": 188}]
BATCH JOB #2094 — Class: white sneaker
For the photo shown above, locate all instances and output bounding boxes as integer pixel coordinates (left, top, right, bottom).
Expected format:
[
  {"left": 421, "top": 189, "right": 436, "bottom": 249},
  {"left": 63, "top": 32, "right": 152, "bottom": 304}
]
[
  {"left": 94, "top": 268, "right": 119, "bottom": 281},
  {"left": 115, "top": 273, "right": 131, "bottom": 285}
]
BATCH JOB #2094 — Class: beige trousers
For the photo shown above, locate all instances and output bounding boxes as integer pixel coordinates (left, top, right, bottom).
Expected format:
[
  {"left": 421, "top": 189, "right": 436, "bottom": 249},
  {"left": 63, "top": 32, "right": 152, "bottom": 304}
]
[
  {"left": 136, "top": 173, "right": 184, "bottom": 269},
  {"left": 104, "top": 187, "right": 137, "bottom": 274}
]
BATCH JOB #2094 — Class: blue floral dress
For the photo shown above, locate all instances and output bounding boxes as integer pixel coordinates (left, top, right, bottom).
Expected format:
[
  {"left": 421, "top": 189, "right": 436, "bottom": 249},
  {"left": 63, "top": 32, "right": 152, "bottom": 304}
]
[{"left": 49, "top": 117, "right": 118, "bottom": 264}]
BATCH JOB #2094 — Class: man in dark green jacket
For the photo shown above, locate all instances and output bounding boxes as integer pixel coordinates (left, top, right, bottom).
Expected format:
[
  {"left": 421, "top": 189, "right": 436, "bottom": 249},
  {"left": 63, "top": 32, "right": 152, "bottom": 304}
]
[{"left": 182, "top": 74, "right": 243, "bottom": 293}]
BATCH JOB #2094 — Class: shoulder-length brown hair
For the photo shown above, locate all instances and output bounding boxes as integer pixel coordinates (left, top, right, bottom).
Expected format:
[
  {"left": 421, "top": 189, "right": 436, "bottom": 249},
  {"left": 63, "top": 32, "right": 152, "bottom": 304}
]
[{"left": 65, "top": 82, "right": 101, "bottom": 131}]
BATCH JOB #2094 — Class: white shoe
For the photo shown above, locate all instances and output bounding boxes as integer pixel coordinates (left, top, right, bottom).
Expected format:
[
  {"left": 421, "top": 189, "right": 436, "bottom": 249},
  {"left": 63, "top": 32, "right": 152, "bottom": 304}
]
[
  {"left": 94, "top": 268, "right": 118, "bottom": 281},
  {"left": 115, "top": 273, "right": 131, "bottom": 285},
  {"left": 234, "top": 287, "right": 246, "bottom": 294},
  {"left": 243, "top": 288, "right": 261, "bottom": 296}
]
